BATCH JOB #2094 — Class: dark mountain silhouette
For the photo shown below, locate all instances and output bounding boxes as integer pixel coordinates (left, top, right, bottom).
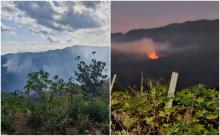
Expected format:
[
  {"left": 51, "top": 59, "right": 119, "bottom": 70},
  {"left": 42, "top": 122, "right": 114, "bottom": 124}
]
[
  {"left": 111, "top": 19, "right": 219, "bottom": 90},
  {"left": 1, "top": 45, "right": 109, "bottom": 92}
]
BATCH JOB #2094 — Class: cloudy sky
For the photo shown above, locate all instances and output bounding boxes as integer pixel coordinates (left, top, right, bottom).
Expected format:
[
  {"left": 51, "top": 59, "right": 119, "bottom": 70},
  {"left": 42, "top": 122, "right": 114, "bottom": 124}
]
[
  {"left": 112, "top": 1, "right": 219, "bottom": 33},
  {"left": 1, "top": 1, "right": 110, "bottom": 54}
]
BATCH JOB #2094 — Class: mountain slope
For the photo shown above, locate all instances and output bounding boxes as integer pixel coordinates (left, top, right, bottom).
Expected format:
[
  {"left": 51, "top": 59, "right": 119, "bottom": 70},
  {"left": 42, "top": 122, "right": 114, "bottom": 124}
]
[
  {"left": 1, "top": 45, "right": 109, "bottom": 92},
  {"left": 111, "top": 19, "right": 219, "bottom": 89}
]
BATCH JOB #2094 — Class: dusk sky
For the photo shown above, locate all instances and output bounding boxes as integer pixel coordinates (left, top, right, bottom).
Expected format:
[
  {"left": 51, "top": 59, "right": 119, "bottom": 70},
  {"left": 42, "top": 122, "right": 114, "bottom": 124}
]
[
  {"left": 1, "top": 1, "right": 110, "bottom": 54},
  {"left": 112, "top": 1, "right": 219, "bottom": 33}
]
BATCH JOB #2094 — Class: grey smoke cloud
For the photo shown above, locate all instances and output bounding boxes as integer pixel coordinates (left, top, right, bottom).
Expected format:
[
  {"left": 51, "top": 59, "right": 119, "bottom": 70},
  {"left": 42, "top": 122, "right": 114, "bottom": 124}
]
[
  {"left": 112, "top": 38, "right": 169, "bottom": 59},
  {"left": 112, "top": 38, "right": 199, "bottom": 60},
  {"left": 3, "top": 56, "right": 33, "bottom": 73}
]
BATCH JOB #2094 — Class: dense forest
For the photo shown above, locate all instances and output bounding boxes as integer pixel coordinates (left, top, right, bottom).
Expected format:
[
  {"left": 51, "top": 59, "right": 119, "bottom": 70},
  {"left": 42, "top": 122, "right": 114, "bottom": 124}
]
[{"left": 2, "top": 52, "right": 109, "bottom": 135}]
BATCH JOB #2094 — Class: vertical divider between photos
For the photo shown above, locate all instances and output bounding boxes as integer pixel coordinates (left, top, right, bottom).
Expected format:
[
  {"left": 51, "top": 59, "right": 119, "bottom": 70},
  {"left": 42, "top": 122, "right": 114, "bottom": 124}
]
[{"left": 109, "top": 1, "right": 112, "bottom": 134}]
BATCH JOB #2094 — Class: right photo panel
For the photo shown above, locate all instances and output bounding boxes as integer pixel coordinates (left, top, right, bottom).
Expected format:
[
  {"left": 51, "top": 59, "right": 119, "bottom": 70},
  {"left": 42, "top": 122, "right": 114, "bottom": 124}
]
[{"left": 111, "top": 1, "right": 219, "bottom": 135}]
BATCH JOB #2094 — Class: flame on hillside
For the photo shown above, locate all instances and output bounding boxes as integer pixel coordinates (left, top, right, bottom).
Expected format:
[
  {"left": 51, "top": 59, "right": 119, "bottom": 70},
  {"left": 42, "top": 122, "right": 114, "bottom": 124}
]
[
  {"left": 148, "top": 51, "right": 159, "bottom": 60},
  {"left": 112, "top": 38, "right": 169, "bottom": 60}
]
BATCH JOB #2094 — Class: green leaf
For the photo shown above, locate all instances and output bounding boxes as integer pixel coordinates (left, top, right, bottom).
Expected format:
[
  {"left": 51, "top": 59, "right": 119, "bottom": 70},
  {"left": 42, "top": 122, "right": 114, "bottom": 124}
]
[
  {"left": 165, "top": 107, "right": 175, "bottom": 113},
  {"left": 195, "top": 97, "right": 205, "bottom": 103},
  {"left": 206, "top": 114, "right": 218, "bottom": 120},
  {"left": 159, "top": 111, "right": 166, "bottom": 117},
  {"left": 191, "top": 124, "right": 205, "bottom": 134},
  {"left": 145, "top": 116, "right": 154, "bottom": 124}
]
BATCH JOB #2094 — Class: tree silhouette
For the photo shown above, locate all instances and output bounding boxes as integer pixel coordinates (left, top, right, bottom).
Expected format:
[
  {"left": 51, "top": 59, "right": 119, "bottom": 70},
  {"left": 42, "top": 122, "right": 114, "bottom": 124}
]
[{"left": 74, "top": 52, "right": 108, "bottom": 97}]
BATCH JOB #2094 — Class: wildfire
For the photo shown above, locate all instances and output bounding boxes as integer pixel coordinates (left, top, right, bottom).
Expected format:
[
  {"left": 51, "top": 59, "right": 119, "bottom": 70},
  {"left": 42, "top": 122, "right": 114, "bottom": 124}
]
[{"left": 148, "top": 51, "right": 159, "bottom": 60}]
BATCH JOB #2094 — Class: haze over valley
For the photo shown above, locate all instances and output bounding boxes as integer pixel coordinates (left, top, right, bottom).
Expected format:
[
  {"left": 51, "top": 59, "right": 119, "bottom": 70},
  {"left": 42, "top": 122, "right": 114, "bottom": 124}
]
[{"left": 112, "top": 19, "right": 219, "bottom": 89}]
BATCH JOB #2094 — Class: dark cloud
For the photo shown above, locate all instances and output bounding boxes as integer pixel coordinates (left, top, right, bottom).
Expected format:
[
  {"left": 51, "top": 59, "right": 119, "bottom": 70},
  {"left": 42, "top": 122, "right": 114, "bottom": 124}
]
[
  {"left": 58, "top": 9, "right": 100, "bottom": 30},
  {"left": 1, "top": 6, "right": 15, "bottom": 14},
  {"left": 82, "top": 1, "right": 100, "bottom": 8},
  {"left": 14, "top": 1, "right": 102, "bottom": 32}
]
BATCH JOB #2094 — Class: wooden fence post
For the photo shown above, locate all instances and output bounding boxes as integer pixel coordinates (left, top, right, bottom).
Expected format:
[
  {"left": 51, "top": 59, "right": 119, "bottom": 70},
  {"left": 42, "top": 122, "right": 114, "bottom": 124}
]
[
  {"left": 140, "top": 73, "right": 144, "bottom": 92},
  {"left": 165, "top": 72, "right": 178, "bottom": 108},
  {"left": 110, "top": 74, "right": 117, "bottom": 92}
]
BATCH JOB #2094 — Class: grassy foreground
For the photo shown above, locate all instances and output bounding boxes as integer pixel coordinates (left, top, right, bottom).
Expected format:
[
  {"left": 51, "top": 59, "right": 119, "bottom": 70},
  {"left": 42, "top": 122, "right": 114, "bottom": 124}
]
[
  {"left": 111, "top": 80, "right": 219, "bottom": 135},
  {"left": 2, "top": 91, "right": 109, "bottom": 135}
]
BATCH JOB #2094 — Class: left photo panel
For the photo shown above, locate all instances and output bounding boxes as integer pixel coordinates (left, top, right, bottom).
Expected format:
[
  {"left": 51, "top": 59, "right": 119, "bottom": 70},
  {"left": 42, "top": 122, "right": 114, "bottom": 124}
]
[{"left": 1, "top": 1, "right": 110, "bottom": 135}]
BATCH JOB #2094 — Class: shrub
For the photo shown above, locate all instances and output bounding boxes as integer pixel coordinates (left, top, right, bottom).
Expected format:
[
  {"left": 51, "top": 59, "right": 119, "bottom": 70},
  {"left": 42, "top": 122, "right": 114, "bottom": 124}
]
[
  {"left": 74, "top": 53, "right": 108, "bottom": 97},
  {"left": 111, "top": 81, "right": 219, "bottom": 135},
  {"left": 42, "top": 111, "right": 70, "bottom": 134},
  {"left": 86, "top": 98, "right": 109, "bottom": 123},
  {"left": 68, "top": 96, "right": 109, "bottom": 134},
  {"left": 24, "top": 69, "right": 65, "bottom": 114},
  {"left": 28, "top": 104, "right": 70, "bottom": 134},
  {"left": 76, "top": 114, "right": 89, "bottom": 134},
  {"left": 1, "top": 92, "right": 30, "bottom": 134},
  {"left": 1, "top": 110, "right": 15, "bottom": 134},
  {"left": 27, "top": 104, "right": 45, "bottom": 130},
  {"left": 68, "top": 95, "right": 89, "bottom": 120},
  {"left": 93, "top": 122, "right": 110, "bottom": 134}
]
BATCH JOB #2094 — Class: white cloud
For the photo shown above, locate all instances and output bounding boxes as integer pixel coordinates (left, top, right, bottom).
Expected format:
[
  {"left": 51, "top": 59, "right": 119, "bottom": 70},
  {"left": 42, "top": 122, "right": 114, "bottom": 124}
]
[
  {"left": 1, "top": 1, "right": 110, "bottom": 49},
  {"left": 1, "top": 23, "right": 16, "bottom": 35},
  {"left": 47, "top": 35, "right": 60, "bottom": 43},
  {"left": 1, "top": 1, "right": 20, "bottom": 20},
  {"left": 1, "top": 23, "right": 12, "bottom": 32}
]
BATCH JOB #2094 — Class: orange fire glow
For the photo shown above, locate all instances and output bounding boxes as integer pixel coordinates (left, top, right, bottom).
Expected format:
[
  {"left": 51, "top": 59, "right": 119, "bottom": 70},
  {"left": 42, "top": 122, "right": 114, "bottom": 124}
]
[{"left": 148, "top": 51, "right": 159, "bottom": 60}]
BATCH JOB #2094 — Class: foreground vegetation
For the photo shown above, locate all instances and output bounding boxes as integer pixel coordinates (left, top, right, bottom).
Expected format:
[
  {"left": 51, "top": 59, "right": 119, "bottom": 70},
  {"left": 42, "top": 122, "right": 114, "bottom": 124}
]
[
  {"left": 111, "top": 80, "right": 219, "bottom": 135},
  {"left": 2, "top": 53, "right": 109, "bottom": 135}
]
